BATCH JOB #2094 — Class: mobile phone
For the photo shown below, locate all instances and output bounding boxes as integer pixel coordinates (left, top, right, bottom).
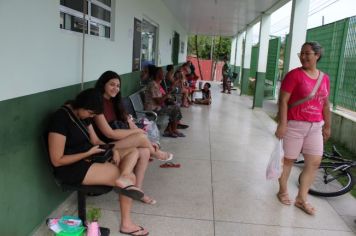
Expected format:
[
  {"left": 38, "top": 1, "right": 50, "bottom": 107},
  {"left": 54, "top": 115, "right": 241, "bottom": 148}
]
[{"left": 99, "top": 144, "right": 114, "bottom": 150}]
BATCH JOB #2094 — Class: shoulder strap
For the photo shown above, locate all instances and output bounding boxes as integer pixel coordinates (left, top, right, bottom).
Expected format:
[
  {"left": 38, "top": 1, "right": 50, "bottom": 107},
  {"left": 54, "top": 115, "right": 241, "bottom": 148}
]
[
  {"left": 61, "top": 106, "right": 91, "bottom": 142},
  {"left": 288, "top": 71, "right": 324, "bottom": 109}
]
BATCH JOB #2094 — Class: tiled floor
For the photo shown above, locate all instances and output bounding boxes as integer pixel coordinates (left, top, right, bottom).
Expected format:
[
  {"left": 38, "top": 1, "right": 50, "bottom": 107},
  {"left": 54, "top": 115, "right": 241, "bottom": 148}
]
[{"left": 34, "top": 82, "right": 356, "bottom": 236}]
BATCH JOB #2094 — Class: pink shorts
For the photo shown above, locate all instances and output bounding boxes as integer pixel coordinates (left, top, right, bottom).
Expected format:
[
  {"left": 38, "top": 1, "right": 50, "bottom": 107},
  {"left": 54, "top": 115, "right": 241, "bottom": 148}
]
[{"left": 283, "top": 120, "right": 324, "bottom": 159}]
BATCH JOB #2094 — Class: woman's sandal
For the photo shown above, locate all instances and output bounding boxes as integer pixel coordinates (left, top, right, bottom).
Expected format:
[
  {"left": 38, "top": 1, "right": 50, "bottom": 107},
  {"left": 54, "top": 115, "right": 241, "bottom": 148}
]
[
  {"left": 162, "top": 132, "right": 178, "bottom": 138},
  {"left": 160, "top": 161, "right": 181, "bottom": 168},
  {"left": 119, "top": 226, "right": 149, "bottom": 236},
  {"left": 295, "top": 200, "right": 316, "bottom": 215},
  {"left": 154, "top": 151, "right": 173, "bottom": 162},
  {"left": 140, "top": 195, "right": 157, "bottom": 205},
  {"left": 277, "top": 192, "right": 292, "bottom": 205}
]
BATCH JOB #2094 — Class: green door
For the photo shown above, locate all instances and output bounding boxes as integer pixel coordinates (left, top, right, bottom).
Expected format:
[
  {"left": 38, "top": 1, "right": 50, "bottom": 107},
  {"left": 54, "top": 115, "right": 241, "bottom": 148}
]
[
  {"left": 172, "top": 31, "right": 179, "bottom": 65},
  {"left": 265, "top": 37, "right": 281, "bottom": 98}
]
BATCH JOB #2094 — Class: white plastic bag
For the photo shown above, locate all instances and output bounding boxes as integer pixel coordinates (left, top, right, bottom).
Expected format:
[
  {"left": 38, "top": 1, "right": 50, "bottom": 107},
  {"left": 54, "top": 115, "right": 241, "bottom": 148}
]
[
  {"left": 266, "top": 139, "right": 284, "bottom": 180},
  {"left": 141, "top": 118, "right": 160, "bottom": 144}
]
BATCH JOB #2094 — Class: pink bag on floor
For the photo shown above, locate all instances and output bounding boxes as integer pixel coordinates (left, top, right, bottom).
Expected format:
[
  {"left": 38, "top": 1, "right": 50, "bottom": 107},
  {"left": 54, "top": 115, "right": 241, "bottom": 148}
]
[{"left": 266, "top": 139, "right": 284, "bottom": 180}]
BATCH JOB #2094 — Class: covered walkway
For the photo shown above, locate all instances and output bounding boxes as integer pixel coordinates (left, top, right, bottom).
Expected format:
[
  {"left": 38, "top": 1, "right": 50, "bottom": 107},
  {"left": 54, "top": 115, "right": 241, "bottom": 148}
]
[{"left": 35, "top": 83, "right": 356, "bottom": 235}]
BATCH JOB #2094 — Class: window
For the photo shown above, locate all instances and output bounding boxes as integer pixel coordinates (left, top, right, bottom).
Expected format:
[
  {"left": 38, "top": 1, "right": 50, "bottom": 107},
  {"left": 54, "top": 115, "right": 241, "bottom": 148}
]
[
  {"left": 141, "top": 19, "right": 158, "bottom": 68},
  {"left": 60, "top": 0, "right": 112, "bottom": 39}
]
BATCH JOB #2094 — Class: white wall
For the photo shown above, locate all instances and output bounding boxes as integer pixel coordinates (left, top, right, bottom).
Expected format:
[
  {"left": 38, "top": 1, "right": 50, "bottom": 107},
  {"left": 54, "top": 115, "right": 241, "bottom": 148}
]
[{"left": 0, "top": 0, "right": 187, "bottom": 101}]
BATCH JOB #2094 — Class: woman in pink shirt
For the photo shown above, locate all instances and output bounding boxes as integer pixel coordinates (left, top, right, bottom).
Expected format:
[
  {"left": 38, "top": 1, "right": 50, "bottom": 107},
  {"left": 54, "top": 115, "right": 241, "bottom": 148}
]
[{"left": 275, "top": 42, "right": 331, "bottom": 215}]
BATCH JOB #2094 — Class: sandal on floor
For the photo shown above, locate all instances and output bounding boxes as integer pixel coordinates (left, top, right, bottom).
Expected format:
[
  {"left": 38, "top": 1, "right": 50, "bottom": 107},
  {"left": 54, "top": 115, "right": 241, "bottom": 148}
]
[
  {"left": 140, "top": 195, "right": 157, "bottom": 205},
  {"left": 119, "top": 185, "right": 144, "bottom": 201},
  {"left": 295, "top": 201, "right": 315, "bottom": 215},
  {"left": 162, "top": 132, "right": 178, "bottom": 138},
  {"left": 160, "top": 161, "right": 181, "bottom": 168},
  {"left": 277, "top": 192, "right": 292, "bottom": 205},
  {"left": 177, "top": 124, "right": 189, "bottom": 129},
  {"left": 174, "top": 132, "right": 186, "bottom": 137},
  {"left": 120, "top": 226, "right": 149, "bottom": 236}
]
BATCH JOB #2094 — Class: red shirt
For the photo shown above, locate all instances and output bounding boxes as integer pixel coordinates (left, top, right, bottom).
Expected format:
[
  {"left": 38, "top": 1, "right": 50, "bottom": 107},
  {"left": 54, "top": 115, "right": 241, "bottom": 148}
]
[
  {"left": 281, "top": 67, "right": 330, "bottom": 122},
  {"left": 103, "top": 98, "right": 117, "bottom": 123}
]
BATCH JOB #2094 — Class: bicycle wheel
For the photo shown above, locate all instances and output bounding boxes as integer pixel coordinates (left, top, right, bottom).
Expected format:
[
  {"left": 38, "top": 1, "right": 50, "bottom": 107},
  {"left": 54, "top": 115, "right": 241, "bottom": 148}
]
[{"left": 298, "top": 164, "right": 354, "bottom": 197}]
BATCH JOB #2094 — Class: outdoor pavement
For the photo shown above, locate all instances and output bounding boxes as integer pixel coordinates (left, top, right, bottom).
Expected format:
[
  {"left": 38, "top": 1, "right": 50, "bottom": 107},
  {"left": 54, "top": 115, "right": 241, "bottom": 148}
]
[{"left": 34, "top": 82, "right": 356, "bottom": 236}]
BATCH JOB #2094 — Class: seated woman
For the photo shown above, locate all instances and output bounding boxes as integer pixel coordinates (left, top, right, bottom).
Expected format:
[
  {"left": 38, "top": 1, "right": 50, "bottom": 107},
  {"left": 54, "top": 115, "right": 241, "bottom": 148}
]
[
  {"left": 174, "top": 69, "right": 190, "bottom": 107},
  {"left": 161, "top": 64, "right": 175, "bottom": 93},
  {"left": 145, "top": 67, "right": 187, "bottom": 138},
  {"left": 47, "top": 88, "right": 149, "bottom": 235},
  {"left": 194, "top": 82, "right": 212, "bottom": 105},
  {"left": 94, "top": 71, "right": 174, "bottom": 204}
]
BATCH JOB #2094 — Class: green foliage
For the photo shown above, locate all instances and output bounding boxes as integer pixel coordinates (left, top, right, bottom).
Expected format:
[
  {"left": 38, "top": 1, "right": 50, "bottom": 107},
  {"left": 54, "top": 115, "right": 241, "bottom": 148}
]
[
  {"left": 187, "top": 35, "right": 232, "bottom": 60},
  {"left": 86, "top": 207, "right": 102, "bottom": 222}
]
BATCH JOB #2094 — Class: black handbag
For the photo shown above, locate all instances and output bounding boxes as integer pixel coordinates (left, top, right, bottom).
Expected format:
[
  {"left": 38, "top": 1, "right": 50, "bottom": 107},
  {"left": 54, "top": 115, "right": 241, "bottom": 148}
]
[{"left": 109, "top": 120, "right": 129, "bottom": 129}]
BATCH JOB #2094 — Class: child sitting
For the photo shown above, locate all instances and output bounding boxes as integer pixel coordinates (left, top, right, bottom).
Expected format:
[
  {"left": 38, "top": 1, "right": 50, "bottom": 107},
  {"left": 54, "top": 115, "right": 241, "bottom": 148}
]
[{"left": 194, "top": 82, "right": 211, "bottom": 105}]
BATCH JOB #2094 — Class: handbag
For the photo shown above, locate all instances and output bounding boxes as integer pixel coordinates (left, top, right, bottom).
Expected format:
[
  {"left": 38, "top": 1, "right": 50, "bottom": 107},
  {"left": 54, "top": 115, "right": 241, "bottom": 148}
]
[
  {"left": 61, "top": 106, "right": 113, "bottom": 163},
  {"left": 109, "top": 120, "right": 129, "bottom": 129},
  {"left": 288, "top": 71, "right": 324, "bottom": 108}
]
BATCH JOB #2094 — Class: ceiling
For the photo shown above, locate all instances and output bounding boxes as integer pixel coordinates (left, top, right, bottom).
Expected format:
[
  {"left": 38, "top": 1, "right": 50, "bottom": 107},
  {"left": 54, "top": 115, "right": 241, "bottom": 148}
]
[{"left": 162, "top": 0, "right": 290, "bottom": 37}]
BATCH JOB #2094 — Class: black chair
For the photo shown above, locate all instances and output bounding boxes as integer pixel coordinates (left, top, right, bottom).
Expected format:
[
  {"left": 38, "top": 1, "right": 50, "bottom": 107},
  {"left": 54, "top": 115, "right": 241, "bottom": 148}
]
[
  {"left": 43, "top": 132, "right": 111, "bottom": 235},
  {"left": 124, "top": 95, "right": 157, "bottom": 122}
]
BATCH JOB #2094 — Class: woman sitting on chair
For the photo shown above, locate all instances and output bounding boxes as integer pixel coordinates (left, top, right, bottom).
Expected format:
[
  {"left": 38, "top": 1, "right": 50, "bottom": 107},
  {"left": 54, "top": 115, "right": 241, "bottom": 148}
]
[
  {"left": 145, "top": 67, "right": 188, "bottom": 138},
  {"left": 93, "top": 71, "right": 174, "bottom": 204},
  {"left": 47, "top": 88, "right": 149, "bottom": 235}
]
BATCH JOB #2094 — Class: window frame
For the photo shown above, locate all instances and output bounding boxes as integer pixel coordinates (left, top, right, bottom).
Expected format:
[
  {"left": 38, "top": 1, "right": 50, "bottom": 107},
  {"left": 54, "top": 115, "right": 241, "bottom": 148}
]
[{"left": 59, "top": 0, "right": 112, "bottom": 39}]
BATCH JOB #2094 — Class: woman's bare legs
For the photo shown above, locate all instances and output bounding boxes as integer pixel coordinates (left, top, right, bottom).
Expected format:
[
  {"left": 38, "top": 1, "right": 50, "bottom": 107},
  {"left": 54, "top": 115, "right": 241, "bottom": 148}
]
[
  {"left": 120, "top": 195, "right": 149, "bottom": 235},
  {"left": 82, "top": 149, "right": 148, "bottom": 235},
  {"left": 295, "top": 154, "right": 321, "bottom": 214},
  {"left": 277, "top": 158, "right": 294, "bottom": 204},
  {"left": 135, "top": 148, "right": 150, "bottom": 189},
  {"left": 136, "top": 148, "right": 156, "bottom": 204},
  {"left": 113, "top": 133, "right": 172, "bottom": 161}
]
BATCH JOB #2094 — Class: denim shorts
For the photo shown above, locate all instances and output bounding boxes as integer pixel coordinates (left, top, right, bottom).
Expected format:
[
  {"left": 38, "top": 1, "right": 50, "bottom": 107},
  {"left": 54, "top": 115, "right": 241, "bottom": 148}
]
[{"left": 283, "top": 120, "right": 324, "bottom": 159}]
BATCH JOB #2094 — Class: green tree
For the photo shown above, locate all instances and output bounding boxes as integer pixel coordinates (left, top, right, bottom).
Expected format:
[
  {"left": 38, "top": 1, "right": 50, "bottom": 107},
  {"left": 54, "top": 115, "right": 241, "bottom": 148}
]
[{"left": 188, "top": 35, "right": 232, "bottom": 60}]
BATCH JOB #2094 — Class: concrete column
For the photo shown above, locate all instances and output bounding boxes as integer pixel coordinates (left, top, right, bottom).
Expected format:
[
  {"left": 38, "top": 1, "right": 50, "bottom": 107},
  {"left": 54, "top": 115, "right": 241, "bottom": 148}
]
[
  {"left": 283, "top": 0, "right": 310, "bottom": 75},
  {"left": 230, "top": 37, "right": 236, "bottom": 66},
  {"left": 235, "top": 33, "right": 243, "bottom": 85},
  {"left": 240, "top": 26, "right": 253, "bottom": 95},
  {"left": 253, "top": 13, "right": 271, "bottom": 108}
]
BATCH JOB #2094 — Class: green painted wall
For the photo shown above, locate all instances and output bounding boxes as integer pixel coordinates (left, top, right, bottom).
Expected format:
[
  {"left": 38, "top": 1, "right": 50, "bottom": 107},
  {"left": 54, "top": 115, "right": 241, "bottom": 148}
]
[
  {"left": 240, "top": 68, "right": 250, "bottom": 95},
  {"left": 253, "top": 72, "right": 266, "bottom": 108},
  {"left": 0, "top": 71, "right": 141, "bottom": 235}
]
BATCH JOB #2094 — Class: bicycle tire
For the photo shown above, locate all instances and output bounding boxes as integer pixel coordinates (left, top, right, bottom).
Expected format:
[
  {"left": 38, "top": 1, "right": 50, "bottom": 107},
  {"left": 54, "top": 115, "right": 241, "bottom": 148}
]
[{"left": 298, "top": 164, "right": 354, "bottom": 197}]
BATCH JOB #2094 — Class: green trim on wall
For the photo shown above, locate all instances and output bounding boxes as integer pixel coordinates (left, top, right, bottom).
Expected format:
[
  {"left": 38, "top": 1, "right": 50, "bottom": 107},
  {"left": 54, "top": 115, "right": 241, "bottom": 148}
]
[
  {"left": 253, "top": 72, "right": 266, "bottom": 108},
  {"left": 0, "top": 70, "right": 142, "bottom": 235},
  {"left": 0, "top": 84, "right": 82, "bottom": 235},
  {"left": 240, "top": 68, "right": 250, "bottom": 95}
]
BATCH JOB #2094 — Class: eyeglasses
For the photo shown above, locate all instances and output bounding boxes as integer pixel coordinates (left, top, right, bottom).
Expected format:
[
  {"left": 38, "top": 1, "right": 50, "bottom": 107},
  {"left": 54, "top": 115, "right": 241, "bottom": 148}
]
[{"left": 297, "top": 52, "right": 316, "bottom": 57}]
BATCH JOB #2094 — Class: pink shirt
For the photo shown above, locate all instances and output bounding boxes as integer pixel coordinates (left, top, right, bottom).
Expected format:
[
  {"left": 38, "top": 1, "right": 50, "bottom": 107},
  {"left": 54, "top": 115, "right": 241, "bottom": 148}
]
[{"left": 281, "top": 67, "right": 330, "bottom": 122}]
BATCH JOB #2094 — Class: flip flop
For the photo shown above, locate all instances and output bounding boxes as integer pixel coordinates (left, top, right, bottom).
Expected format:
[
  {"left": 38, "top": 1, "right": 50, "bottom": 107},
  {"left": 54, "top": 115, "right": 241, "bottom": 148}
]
[
  {"left": 162, "top": 132, "right": 178, "bottom": 138},
  {"left": 154, "top": 151, "right": 173, "bottom": 162},
  {"left": 140, "top": 195, "right": 157, "bottom": 205},
  {"left": 177, "top": 124, "right": 189, "bottom": 129},
  {"left": 295, "top": 201, "right": 315, "bottom": 215},
  {"left": 160, "top": 162, "right": 181, "bottom": 168},
  {"left": 277, "top": 192, "right": 292, "bottom": 205},
  {"left": 120, "top": 226, "right": 149, "bottom": 236},
  {"left": 119, "top": 185, "right": 144, "bottom": 201},
  {"left": 174, "top": 132, "right": 186, "bottom": 137}
]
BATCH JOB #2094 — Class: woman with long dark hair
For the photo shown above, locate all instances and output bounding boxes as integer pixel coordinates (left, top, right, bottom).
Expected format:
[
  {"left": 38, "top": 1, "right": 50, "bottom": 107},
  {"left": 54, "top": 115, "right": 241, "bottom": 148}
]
[
  {"left": 94, "top": 71, "right": 173, "bottom": 205},
  {"left": 47, "top": 88, "right": 148, "bottom": 235}
]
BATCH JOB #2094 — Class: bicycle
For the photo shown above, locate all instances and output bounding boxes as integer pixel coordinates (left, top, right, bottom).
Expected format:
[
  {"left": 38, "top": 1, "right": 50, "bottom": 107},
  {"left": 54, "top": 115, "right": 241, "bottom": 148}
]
[{"left": 297, "top": 146, "right": 356, "bottom": 197}]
